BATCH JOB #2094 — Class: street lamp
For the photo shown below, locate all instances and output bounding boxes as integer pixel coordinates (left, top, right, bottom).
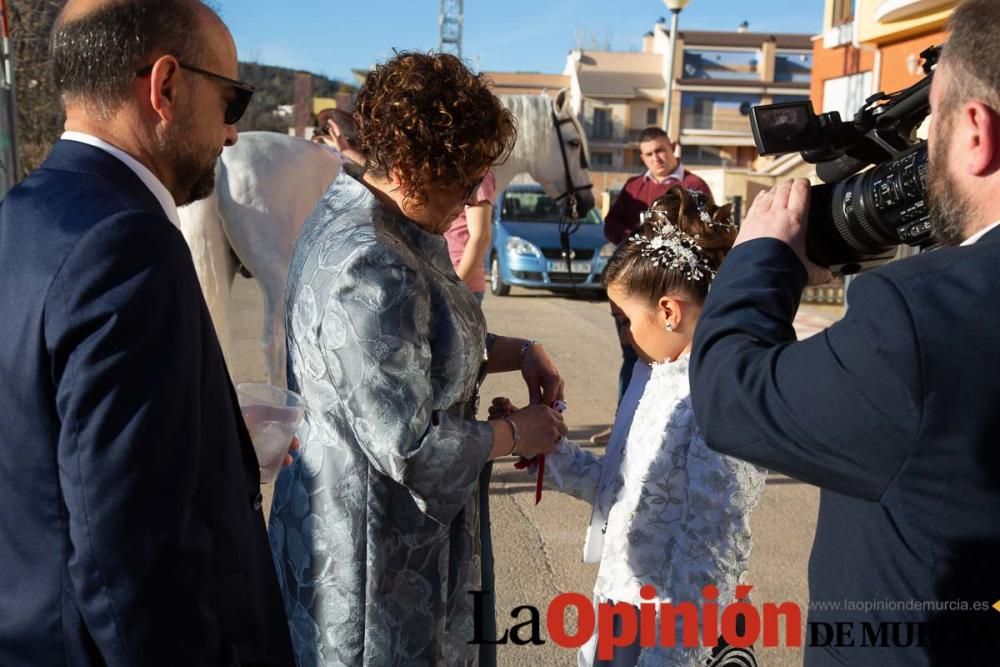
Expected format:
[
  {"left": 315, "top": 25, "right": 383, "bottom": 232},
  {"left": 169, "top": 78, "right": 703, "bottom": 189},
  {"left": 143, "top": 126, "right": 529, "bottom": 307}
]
[{"left": 661, "top": 0, "right": 691, "bottom": 139}]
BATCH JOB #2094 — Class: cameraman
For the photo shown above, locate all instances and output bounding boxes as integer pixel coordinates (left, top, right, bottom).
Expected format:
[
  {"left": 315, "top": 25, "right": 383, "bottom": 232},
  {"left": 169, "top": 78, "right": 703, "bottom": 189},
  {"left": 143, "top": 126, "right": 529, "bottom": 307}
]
[{"left": 689, "top": 1, "right": 1000, "bottom": 665}]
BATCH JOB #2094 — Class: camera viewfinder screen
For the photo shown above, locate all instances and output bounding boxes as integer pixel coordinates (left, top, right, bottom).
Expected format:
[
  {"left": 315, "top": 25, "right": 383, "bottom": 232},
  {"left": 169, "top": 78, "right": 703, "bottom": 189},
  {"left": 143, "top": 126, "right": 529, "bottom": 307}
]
[{"left": 751, "top": 102, "right": 817, "bottom": 155}]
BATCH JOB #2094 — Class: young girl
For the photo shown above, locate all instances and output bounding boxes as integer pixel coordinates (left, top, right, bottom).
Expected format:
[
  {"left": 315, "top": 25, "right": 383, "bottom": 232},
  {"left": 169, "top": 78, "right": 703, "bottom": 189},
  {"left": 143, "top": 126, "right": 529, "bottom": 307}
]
[{"left": 492, "top": 186, "right": 766, "bottom": 666}]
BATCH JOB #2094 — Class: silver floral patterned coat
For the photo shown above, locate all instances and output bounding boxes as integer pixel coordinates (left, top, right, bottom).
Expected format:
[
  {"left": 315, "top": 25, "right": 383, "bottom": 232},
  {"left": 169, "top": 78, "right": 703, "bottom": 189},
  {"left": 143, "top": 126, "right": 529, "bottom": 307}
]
[{"left": 268, "top": 173, "right": 496, "bottom": 666}]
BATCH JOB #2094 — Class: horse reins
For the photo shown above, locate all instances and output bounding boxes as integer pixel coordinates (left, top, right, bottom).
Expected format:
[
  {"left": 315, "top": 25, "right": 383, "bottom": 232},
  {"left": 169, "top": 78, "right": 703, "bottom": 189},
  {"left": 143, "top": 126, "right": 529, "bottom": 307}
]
[{"left": 551, "top": 106, "right": 594, "bottom": 286}]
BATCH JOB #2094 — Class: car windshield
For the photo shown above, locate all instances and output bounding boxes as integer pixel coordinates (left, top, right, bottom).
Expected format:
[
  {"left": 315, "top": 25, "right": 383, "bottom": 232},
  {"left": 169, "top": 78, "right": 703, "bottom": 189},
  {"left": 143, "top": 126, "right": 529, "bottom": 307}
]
[{"left": 499, "top": 190, "right": 602, "bottom": 224}]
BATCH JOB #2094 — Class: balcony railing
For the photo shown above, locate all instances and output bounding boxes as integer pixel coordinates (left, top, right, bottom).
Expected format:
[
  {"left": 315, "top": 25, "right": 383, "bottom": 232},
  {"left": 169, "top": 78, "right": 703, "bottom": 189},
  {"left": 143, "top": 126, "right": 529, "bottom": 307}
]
[
  {"left": 584, "top": 119, "right": 626, "bottom": 142},
  {"left": 680, "top": 113, "right": 752, "bottom": 134}
]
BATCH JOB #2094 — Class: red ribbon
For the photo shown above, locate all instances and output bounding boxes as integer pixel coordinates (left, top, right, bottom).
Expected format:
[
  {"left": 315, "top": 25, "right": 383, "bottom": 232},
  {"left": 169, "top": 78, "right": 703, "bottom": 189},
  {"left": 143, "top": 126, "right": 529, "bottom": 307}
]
[
  {"left": 507, "top": 400, "right": 564, "bottom": 505},
  {"left": 512, "top": 454, "right": 545, "bottom": 504}
]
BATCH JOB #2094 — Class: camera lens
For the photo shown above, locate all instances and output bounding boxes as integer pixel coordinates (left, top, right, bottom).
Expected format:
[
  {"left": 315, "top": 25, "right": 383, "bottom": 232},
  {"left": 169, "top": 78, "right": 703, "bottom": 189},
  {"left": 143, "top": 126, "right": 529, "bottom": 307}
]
[{"left": 806, "top": 143, "right": 931, "bottom": 271}]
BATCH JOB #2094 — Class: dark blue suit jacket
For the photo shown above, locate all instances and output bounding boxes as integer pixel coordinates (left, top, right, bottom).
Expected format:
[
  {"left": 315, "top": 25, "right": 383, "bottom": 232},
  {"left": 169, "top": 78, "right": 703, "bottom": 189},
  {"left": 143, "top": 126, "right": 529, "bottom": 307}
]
[
  {"left": 0, "top": 141, "right": 294, "bottom": 665},
  {"left": 691, "top": 230, "right": 1000, "bottom": 666}
]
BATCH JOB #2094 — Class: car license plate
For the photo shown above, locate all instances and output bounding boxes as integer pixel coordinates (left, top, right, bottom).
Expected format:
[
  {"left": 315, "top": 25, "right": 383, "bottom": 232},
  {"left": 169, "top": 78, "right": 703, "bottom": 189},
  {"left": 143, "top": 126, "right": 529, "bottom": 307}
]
[{"left": 547, "top": 260, "right": 592, "bottom": 273}]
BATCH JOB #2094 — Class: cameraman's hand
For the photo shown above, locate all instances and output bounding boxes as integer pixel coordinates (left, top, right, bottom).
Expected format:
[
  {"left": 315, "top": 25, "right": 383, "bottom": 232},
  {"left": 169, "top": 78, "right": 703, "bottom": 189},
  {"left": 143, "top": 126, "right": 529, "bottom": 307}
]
[{"left": 736, "top": 178, "right": 832, "bottom": 286}]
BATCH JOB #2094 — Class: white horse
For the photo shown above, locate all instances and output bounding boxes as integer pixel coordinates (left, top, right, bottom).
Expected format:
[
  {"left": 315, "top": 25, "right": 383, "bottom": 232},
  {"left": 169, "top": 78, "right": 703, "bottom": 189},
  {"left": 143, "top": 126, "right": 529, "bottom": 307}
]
[{"left": 180, "top": 89, "right": 594, "bottom": 387}]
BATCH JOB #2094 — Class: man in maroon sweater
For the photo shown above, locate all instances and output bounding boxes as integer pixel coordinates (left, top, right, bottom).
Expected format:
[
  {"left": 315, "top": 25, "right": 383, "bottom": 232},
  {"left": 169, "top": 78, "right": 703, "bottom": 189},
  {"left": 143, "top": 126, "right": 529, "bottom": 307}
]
[
  {"left": 597, "top": 128, "right": 714, "bottom": 441},
  {"left": 604, "top": 127, "right": 714, "bottom": 243}
]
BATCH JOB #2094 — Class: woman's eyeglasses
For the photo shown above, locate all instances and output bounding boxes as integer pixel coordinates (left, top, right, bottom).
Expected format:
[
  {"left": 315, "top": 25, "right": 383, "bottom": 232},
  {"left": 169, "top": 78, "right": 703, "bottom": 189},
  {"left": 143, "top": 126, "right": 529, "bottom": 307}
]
[{"left": 135, "top": 62, "right": 255, "bottom": 125}]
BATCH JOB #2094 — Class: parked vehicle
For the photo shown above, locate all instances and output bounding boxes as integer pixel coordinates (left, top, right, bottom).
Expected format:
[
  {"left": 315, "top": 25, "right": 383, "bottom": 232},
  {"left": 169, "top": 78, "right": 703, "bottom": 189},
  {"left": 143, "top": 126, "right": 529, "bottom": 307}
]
[{"left": 488, "top": 184, "right": 613, "bottom": 296}]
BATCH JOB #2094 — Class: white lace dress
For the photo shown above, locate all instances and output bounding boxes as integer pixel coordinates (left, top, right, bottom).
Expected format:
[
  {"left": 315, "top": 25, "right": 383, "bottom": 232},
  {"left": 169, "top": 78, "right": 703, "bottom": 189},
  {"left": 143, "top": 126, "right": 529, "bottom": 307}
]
[{"left": 545, "top": 356, "right": 767, "bottom": 666}]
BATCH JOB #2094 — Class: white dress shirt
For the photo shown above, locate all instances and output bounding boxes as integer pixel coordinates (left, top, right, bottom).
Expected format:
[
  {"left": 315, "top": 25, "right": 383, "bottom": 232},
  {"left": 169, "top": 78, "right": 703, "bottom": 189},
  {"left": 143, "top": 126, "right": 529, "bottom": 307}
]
[
  {"left": 643, "top": 161, "right": 686, "bottom": 185},
  {"left": 961, "top": 220, "right": 1000, "bottom": 246},
  {"left": 61, "top": 131, "right": 181, "bottom": 228}
]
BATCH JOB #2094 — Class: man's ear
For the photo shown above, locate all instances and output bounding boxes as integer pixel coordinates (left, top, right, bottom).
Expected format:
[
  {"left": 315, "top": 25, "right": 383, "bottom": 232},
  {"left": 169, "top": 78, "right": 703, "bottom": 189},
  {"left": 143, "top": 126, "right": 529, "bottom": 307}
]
[
  {"left": 147, "top": 55, "right": 181, "bottom": 124},
  {"left": 960, "top": 101, "right": 1000, "bottom": 177}
]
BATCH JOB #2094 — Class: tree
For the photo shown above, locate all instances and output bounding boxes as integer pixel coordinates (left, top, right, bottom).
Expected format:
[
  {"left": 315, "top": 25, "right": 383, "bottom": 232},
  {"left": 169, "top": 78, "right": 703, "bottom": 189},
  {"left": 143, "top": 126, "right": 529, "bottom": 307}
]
[
  {"left": 10, "top": 0, "right": 64, "bottom": 176},
  {"left": 7, "top": 1, "right": 354, "bottom": 175}
]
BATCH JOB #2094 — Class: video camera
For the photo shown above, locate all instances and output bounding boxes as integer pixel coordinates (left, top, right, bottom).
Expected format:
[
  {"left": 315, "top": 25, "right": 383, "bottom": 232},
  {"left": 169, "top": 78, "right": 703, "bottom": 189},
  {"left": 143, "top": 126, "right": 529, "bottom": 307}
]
[{"left": 748, "top": 45, "right": 940, "bottom": 274}]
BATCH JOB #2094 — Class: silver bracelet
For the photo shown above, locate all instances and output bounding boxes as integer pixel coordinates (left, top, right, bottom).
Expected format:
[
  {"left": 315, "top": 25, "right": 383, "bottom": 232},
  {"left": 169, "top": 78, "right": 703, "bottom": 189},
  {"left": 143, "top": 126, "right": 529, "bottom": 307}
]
[
  {"left": 501, "top": 416, "right": 520, "bottom": 456},
  {"left": 519, "top": 339, "right": 538, "bottom": 366}
]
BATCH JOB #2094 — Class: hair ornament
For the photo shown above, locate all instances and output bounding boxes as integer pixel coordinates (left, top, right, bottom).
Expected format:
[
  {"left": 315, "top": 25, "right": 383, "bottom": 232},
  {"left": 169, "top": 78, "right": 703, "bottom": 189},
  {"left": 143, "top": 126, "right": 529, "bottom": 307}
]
[{"left": 632, "top": 208, "right": 716, "bottom": 282}]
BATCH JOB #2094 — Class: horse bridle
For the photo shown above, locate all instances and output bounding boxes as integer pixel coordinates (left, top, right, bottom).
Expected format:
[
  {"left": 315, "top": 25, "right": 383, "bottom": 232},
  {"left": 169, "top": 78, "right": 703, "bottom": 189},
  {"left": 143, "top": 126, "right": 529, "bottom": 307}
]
[
  {"left": 550, "top": 106, "right": 594, "bottom": 222},
  {"left": 550, "top": 104, "right": 594, "bottom": 287}
]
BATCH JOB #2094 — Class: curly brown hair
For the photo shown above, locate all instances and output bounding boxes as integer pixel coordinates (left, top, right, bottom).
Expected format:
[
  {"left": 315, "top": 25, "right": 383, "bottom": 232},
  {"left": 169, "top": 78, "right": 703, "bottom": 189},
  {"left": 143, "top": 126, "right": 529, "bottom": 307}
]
[
  {"left": 602, "top": 186, "right": 736, "bottom": 305},
  {"left": 353, "top": 51, "right": 516, "bottom": 206}
]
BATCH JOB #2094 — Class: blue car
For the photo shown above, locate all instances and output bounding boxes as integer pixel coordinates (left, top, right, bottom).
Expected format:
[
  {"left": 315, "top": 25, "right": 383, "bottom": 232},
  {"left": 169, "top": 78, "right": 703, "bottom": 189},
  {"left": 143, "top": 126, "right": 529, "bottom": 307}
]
[{"left": 488, "top": 184, "right": 614, "bottom": 296}]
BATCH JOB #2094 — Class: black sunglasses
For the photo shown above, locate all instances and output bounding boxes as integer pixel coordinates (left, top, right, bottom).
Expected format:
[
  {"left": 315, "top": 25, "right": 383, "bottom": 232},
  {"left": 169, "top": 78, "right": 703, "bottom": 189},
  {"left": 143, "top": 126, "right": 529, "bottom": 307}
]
[{"left": 135, "top": 62, "right": 255, "bottom": 125}]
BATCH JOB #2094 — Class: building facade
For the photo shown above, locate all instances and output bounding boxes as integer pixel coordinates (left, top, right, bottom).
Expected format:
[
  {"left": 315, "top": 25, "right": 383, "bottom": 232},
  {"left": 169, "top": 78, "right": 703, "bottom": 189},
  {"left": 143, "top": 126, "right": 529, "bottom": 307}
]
[
  {"left": 563, "top": 22, "right": 813, "bottom": 197},
  {"left": 812, "top": 0, "right": 955, "bottom": 124}
]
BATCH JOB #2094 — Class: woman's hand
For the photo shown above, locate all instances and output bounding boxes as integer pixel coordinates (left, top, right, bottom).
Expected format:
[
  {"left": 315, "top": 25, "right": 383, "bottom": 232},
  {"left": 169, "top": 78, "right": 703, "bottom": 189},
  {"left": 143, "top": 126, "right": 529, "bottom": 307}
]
[
  {"left": 509, "top": 405, "right": 566, "bottom": 457},
  {"left": 521, "top": 344, "right": 565, "bottom": 406},
  {"left": 487, "top": 399, "right": 566, "bottom": 459},
  {"left": 283, "top": 436, "right": 300, "bottom": 467}
]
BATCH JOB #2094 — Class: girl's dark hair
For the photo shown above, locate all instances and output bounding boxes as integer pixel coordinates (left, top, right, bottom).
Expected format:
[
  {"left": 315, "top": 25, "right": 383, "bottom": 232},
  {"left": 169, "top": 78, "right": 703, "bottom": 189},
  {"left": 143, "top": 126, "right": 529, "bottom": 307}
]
[
  {"left": 602, "top": 185, "right": 736, "bottom": 305},
  {"left": 354, "top": 51, "right": 516, "bottom": 207}
]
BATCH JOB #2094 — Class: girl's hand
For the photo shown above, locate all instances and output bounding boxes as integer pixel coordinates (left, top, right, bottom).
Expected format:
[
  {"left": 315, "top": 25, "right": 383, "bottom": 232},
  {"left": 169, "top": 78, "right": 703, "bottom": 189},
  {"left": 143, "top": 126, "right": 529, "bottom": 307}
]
[{"left": 488, "top": 397, "right": 517, "bottom": 419}]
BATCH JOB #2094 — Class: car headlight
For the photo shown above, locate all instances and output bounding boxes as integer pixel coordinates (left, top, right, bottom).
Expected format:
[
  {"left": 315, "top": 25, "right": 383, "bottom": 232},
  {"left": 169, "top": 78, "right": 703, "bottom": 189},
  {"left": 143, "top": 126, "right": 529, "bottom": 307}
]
[
  {"left": 506, "top": 237, "right": 542, "bottom": 258},
  {"left": 599, "top": 242, "right": 616, "bottom": 258}
]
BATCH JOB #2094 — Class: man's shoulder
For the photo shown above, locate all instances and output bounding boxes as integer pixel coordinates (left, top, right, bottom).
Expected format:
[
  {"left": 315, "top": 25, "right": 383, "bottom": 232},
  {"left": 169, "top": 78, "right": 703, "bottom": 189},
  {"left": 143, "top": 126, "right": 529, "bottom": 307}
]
[
  {"left": 850, "top": 238, "right": 1000, "bottom": 322},
  {"left": 622, "top": 174, "right": 646, "bottom": 191},
  {"left": 2, "top": 167, "right": 177, "bottom": 272},
  {"left": 681, "top": 170, "right": 712, "bottom": 194}
]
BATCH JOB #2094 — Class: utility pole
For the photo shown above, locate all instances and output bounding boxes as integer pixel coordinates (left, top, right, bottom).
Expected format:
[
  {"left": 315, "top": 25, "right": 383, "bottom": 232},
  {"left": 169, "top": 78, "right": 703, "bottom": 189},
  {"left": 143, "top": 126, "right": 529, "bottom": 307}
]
[
  {"left": 439, "top": 0, "right": 463, "bottom": 59},
  {"left": 0, "top": 0, "right": 19, "bottom": 194}
]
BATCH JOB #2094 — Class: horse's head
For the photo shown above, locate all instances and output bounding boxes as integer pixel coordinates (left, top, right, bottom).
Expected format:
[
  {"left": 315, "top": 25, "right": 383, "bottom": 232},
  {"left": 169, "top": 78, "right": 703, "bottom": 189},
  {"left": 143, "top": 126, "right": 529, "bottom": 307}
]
[{"left": 517, "top": 89, "right": 595, "bottom": 219}]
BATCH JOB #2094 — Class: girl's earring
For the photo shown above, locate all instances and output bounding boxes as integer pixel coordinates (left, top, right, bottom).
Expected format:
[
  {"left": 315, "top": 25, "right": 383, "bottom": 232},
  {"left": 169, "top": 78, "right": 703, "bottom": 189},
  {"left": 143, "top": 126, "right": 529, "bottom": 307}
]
[{"left": 665, "top": 322, "right": 674, "bottom": 332}]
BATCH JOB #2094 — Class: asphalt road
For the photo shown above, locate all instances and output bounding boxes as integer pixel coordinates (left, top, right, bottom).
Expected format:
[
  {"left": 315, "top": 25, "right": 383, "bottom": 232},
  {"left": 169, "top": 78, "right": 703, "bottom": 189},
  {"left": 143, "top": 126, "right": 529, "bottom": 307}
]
[{"left": 228, "top": 277, "right": 841, "bottom": 666}]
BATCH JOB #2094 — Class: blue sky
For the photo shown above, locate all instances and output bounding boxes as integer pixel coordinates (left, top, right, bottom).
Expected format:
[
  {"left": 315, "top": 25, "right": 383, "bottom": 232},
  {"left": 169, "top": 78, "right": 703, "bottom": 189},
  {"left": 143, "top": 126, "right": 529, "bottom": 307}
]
[{"left": 214, "top": 1, "right": 825, "bottom": 84}]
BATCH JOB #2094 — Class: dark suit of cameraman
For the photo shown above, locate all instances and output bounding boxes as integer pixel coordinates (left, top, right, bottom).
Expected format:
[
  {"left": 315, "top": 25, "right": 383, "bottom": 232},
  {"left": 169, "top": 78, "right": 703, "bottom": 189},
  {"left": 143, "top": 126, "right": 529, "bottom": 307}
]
[{"left": 690, "top": 225, "right": 1000, "bottom": 665}]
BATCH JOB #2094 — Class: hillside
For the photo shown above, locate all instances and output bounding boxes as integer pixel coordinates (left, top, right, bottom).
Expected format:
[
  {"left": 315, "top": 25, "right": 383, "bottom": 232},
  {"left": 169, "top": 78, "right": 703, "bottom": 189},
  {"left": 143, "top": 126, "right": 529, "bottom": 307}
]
[{"left": 236, "top": 62, "right": 354, "bottom": 133}]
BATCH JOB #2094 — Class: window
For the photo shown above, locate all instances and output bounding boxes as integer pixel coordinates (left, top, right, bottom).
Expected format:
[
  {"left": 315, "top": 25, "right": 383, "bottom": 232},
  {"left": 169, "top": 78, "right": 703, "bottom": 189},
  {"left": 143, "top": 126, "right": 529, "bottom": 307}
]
[
  {"left": 682, "top": 146, "right": 732, "bottom": 167},
  {"left": 500, "top": 189, "right": 602, "bottom": 224},
  {"left": 775, "top": 52, "right": 813, "bottom": 84},
  {"left": 832, "top": 0, "right": 854, "bottom": 26},
  {"left": 591, "top": 151, "right": 613, "bottom": 167},
  {"left": 680, "top": 93, "right": 759, "bottom": 133},
  {"left": 822, "top": 72, "right": 872, "bottom": 121},
  {"left": 682, "top": 49, "right": 761, "bottom": 81},
  {"left": 591, "top": 108, "right": 613, "bottom": 140},
  {"left": 646, "top": 107, "right": 658, "bottom": 125}
]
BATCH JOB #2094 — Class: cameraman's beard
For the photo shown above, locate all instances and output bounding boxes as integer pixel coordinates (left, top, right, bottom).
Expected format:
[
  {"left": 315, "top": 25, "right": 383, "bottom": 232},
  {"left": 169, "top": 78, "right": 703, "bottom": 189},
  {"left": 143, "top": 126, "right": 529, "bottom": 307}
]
[{"left": 927, "top": 129, "right": 969, "bottom": 247}]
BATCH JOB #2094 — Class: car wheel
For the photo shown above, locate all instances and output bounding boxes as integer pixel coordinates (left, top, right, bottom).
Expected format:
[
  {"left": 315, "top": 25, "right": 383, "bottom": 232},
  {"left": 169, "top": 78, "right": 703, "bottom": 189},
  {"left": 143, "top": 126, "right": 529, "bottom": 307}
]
[{"left": 490, "top": 254, "right": 510, "bottom": 296}]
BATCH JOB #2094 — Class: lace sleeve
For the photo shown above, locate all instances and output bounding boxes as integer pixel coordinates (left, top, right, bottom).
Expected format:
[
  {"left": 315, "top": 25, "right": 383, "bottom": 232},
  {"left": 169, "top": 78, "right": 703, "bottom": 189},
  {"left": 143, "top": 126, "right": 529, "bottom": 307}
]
[{"left": 541, "top": 439, "right": 603, "bottom": 505}]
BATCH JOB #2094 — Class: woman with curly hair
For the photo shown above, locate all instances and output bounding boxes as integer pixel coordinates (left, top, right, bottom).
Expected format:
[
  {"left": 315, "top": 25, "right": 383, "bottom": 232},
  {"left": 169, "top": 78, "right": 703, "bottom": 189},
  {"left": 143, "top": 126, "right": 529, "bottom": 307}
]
[{"left": 268, "top": 52, "right": 568, "bottom": 666}]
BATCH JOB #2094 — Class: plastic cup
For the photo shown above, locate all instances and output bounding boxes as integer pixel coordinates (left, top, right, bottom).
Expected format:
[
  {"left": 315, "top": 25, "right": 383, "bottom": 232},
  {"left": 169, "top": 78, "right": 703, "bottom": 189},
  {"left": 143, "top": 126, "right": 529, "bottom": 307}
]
[{"left": 236, "top": 383, "right": 305, "bottom": 483}]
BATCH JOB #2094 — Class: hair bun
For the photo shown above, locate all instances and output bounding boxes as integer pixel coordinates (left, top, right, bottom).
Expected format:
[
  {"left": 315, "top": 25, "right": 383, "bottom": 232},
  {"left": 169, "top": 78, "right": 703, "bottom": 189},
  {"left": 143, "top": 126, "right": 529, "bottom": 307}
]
[{"left": 646, "top": 185, "right": 736, "bottom": 270}]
